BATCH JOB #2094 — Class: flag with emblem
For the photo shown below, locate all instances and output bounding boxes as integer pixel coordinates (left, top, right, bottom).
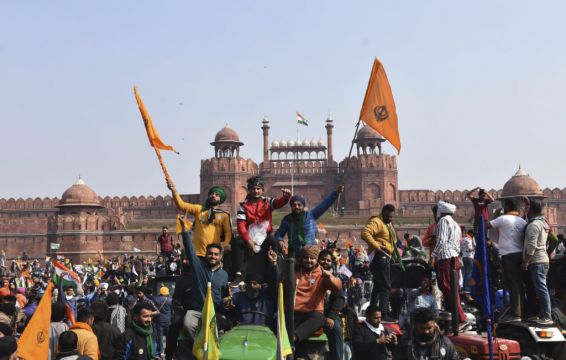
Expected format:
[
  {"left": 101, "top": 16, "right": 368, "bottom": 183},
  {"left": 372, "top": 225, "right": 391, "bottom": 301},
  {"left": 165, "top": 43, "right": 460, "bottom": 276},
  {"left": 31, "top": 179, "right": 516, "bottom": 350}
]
[
  {"left": 359, "top": 58, "right": 401, "bottom": 153},
  {"left": 193, "top": 282, "right": 220, "bottom": 360},
  {"left": 276, "top": 282, "right": 293, "bottom": 359},
  {"left": 296, "top": 112, "right": 309, "bottom": 126},
  {"left": 17, "top": 282, "right": 53, "bottom": 359}
]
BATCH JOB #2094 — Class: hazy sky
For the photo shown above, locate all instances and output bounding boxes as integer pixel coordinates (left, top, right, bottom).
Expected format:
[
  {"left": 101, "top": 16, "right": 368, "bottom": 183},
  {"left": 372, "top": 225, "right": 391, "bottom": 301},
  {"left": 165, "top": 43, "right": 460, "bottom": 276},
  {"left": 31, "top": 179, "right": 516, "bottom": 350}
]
[{"left": 2, "top": 1, "right": 565, "bottom": 199}]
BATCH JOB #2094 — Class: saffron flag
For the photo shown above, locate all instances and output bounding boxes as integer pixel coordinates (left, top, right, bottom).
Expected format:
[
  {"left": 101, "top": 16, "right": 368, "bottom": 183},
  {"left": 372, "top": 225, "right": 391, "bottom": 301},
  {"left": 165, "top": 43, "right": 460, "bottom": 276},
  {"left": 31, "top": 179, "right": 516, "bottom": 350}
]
[
  {"left": 51, "top": 258, "right": 82, "bottom": 290},
  {"left": 276, "top": 282, "right": 293, "bottom": 359},
  {"left": 296, "top": 112, "right": 309, "bottom": 126},
  {"left": 17, "top": 282, "right": 53, "bottom": 359},
  {"left": 359, "top": 58, "right": 401, "bottom": 153},
  {"left": 192, "top": 282, "right": 220, "bottom": 360},
  {"left": 471, "top": 215, "right": 494, "bottom": 359},
  {"left": 133, "top": 86, "right": 178, "bottom": 153}
]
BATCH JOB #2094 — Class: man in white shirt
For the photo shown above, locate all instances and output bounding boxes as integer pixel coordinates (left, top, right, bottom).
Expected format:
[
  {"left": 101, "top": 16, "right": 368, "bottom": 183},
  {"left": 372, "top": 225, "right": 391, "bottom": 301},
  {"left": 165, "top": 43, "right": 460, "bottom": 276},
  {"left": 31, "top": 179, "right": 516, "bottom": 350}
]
[
  {"left": 486, "top": 198, "right": 527, "bottom": 322},
  {"left": 430, "top": 201, "right": 467, "bottom": 325}
]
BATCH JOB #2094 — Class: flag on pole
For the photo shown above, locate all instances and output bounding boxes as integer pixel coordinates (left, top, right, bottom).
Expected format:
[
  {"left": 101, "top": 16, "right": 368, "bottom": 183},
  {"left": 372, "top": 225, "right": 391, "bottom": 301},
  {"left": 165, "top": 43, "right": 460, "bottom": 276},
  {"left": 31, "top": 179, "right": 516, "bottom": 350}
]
[
  {"left": 296, "top": 112, "right": 309, "bottom": 126},
  {"left": 134, "top": 86, "right": 178, "bottom": 153},
  {"left": 276, "top": 282, "right": 293, "bottom": 359},
  {"left": 51, "top": 258, "right": 82, "bottom": 290},
  {"left": 359, "top": 58, "right": 401, "bottom": 153},
  {"left": 193, "top": 282, "right": 220, "bottom": 360},
  {"left": 17, "top": 282, "right": 53, "bottom": 359},
  {"left": 471, "top": 215, "right": 494, "bottom": 360}
]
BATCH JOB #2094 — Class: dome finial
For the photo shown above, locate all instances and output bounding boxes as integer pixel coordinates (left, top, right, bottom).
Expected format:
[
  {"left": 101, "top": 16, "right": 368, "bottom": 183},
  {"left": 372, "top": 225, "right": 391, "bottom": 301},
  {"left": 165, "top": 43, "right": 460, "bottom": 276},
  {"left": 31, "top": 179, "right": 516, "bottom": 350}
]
[{"left": 514, "top": 165, "right": 527, "bottom": 177}]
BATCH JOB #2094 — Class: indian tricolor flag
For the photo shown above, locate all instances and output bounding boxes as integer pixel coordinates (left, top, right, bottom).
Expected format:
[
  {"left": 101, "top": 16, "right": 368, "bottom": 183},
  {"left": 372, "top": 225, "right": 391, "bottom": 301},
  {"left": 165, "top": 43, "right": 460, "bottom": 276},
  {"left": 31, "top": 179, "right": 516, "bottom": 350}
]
[
  {"left": 50, "top": 258, "right": 82, "bottom": 290},
  {"left": 296, "top": 112, "right": 309, "bottom": 126}
]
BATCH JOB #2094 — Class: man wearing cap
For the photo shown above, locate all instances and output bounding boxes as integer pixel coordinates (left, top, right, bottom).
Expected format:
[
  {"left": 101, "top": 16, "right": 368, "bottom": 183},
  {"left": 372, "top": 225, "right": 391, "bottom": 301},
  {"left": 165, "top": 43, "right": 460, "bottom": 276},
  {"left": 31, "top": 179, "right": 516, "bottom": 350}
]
[
  {"left": 294, "top": 245, "right": 342, "bottom": 346},
  {"left": 232, "top": 176, "right": 291, "bottom": 282},
  {"left": 151, "top": 286, "right": 173, "bottom": 357},
  {"left": 167, "top": 180, "right": 233, "bottom": 258},
  {"left": 275, "top": 186, "right": 344, "bottom": 258},
  {"left": 430, "top": 201, "right": 467, "bottom": 325}
]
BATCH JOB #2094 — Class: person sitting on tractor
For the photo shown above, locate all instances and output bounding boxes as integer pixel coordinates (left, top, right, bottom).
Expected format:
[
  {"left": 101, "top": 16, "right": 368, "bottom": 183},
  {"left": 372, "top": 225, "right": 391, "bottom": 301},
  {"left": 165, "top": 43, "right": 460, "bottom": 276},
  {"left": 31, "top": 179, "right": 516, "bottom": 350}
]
[
  {"left": 224, "top": 247, "right": 279, "bottom": 329},
  {"left": 293, "top": 246, "right": 342, "bottom": 347}
]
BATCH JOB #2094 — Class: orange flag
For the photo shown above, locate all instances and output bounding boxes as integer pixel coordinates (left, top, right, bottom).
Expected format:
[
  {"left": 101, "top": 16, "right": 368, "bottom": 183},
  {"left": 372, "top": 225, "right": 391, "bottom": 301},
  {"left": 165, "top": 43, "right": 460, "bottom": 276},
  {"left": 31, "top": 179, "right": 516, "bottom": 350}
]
[
  {"left": 359, "top": 58, "right": 401, "bottom": 153},
  {"left": 133, "top": 86, "right": 178, "bottom": 153},
  {"left": 17, "top": 282, "right": 53, "bottom": 359}
]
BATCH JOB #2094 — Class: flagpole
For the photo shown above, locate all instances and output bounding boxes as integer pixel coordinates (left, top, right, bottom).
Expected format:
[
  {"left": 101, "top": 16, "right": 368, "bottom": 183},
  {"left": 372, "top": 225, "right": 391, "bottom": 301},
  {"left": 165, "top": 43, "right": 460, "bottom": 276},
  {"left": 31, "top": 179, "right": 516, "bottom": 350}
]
[{"left": 334, "top": 119, "right": 362, "bottom": 213}]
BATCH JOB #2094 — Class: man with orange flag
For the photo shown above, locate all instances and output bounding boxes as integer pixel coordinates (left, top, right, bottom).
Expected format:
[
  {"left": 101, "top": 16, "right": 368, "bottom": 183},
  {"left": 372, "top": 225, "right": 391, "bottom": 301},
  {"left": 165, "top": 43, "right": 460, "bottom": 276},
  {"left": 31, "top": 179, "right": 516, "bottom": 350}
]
[
  {"left": 17, "top": 282, "right": 53, "bottom": 359},
  {"left": 359, "top": 58, "right": 401, "bottom": 154}
]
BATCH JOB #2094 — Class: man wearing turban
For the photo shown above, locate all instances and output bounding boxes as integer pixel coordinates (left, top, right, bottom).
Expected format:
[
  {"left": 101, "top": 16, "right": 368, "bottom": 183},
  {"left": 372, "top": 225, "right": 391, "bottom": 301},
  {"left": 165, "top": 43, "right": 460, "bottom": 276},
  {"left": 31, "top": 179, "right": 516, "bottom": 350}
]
[
  {"left": 275, "top": 186, "right": 344, "bottom": 258},
  {"left": 430, "top": 200, "right": 467, "bottom": 325},
  {"left": 167, "top": 180, "right": 232, "bottom": 258}
]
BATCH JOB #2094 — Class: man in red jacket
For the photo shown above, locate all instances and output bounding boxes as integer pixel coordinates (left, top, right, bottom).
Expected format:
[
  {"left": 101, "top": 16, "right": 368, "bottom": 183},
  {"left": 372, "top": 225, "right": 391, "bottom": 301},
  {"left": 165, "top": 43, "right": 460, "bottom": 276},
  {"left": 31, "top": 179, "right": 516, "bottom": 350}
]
[{"left": 232, "top": 176, "right": 290, "bottom": 284}]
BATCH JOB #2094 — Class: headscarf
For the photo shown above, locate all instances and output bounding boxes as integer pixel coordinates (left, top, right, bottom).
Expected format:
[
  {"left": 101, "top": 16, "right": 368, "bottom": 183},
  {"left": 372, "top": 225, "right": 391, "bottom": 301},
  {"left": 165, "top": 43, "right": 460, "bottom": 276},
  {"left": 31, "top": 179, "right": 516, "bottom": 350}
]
[
  {"left": 437, "top": 200, "right": 456, "bottom": 215},
  {"left": 208, "top": 186, "right": 227, "bottom": 204}
]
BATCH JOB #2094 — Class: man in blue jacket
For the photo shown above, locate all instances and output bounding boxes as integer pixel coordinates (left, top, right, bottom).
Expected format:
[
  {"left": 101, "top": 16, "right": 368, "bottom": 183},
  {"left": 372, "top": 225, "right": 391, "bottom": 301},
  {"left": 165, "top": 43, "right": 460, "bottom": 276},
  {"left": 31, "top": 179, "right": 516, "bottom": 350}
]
[{"left": 275, "top": 185, "right": 344, "bottom": 258}]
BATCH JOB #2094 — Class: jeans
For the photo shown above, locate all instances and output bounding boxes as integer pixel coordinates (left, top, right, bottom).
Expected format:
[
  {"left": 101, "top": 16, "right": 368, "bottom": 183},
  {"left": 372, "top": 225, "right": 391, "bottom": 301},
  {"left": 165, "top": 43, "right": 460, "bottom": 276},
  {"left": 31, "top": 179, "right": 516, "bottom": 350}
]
[
  {"left": 294, "top": 311, "right": 326, "bottom": 343},
  {"left": 231, "top": 235, "right": 276, "bottom": 279},
  {"left": 324, "top": 317, "right": 344, "bottom": 360},
  {"left": 369, "top": 255, "right": 391, "bottom": 313},
  {"left": 462, "top": 257, "right": 473, "bottom": 293},
  {"left": 528, "top": 262, "right": 551, "bottom": 319},
  {"left": 153, "top": 322, "right": 170, "bottom": 355}
]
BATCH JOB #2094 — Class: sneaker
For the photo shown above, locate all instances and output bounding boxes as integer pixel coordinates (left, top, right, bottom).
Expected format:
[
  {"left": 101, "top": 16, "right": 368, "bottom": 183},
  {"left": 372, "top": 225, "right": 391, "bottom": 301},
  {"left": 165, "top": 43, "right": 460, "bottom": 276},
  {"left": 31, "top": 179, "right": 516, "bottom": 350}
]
[
  {"left": 535, "top": 317, "right": 554, "bottom": 326},
  {"left": 499, "top": 315, "right": 521, "bottom": 323},
  {"left": 527, "top": 316, "right": 540, "bottom": 322}
]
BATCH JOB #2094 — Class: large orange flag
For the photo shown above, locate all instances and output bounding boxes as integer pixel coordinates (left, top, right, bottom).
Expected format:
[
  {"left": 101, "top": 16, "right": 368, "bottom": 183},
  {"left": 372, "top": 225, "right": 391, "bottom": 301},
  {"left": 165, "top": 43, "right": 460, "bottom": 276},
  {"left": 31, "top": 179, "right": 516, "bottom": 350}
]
[
  {"left": 133, "top": 86, "right": 178, "bottom": 153},
  {"left": 17, "top": 282, "right": 53, "bottom": 359},
  {"left": 359, "top": 58, "right": 401, "bottom": 153}
]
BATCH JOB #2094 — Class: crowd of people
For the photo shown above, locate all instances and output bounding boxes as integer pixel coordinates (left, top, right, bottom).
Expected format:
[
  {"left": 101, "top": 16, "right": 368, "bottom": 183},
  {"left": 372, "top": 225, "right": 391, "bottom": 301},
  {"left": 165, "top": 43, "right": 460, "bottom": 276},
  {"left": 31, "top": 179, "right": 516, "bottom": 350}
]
[{"left": 0, "top": 180, "right": 564, "bottom": 360}]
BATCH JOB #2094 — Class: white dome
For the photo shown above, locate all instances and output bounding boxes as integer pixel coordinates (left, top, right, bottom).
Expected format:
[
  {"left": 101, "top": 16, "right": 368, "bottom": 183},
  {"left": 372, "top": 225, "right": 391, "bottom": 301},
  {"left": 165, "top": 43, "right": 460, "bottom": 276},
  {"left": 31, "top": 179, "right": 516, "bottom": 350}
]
[
  {"left": 272, "top": 140, "right": 280, "bottom": 147},
  {"left": 280, "top": 140, "right": 288, "bottom": 147},
  {"left": 317, "top": 139, "right": 324, "bottom": 146},
  {"left": 302, "top": 140, "right": 309, "bottom": 146},
  {"left": 288, "top": 140, "right": 296, "bottom": 146}
]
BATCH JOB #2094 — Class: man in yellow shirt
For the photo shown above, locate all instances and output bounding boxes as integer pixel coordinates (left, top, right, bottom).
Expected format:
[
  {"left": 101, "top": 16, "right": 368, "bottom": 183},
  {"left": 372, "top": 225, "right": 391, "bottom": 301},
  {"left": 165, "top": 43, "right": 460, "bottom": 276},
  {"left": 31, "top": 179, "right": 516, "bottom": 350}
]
[
  {"left": 361, "top": 204, "right": 397, "bottom": 322},
  {"left": 167, "top": 180, "right": 232, "bottom": 257}
]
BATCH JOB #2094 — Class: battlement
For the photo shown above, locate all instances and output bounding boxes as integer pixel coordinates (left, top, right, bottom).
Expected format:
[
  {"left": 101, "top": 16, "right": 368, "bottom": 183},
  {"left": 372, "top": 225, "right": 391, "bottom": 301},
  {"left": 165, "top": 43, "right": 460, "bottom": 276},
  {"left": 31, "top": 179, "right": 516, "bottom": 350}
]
[{"left": 200, "top": 157, "right": 259, "bottom": 174}]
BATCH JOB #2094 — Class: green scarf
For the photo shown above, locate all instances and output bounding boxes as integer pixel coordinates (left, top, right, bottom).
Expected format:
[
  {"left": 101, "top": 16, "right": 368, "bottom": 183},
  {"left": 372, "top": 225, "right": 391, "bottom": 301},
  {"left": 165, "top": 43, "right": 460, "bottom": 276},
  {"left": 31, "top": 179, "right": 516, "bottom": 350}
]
[
  {"left": 288, "top": 213, "right": 306, "bottom": 255},
  {"left": 132, "top": 321, "right": 155, "bottom": 358},
  {"left": 386, "top": 223, "right": 405, "bottom": 271}
]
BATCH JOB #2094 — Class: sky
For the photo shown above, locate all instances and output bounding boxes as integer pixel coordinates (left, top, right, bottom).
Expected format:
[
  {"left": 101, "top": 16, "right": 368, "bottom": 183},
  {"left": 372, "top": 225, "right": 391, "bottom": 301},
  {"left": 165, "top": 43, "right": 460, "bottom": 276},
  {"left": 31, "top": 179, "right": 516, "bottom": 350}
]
[{"left": 1, "top": 1, "right": 566, "bottom": 199}]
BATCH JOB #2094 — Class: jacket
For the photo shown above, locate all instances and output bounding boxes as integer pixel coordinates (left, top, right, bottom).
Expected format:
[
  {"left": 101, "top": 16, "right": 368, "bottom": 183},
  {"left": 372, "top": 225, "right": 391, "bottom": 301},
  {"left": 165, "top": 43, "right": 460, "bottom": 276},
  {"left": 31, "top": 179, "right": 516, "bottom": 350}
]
[
  {"left": 361, "top": 215, "right": 396, "bottom": 256},
  {"left": 70, "top": 323, "right": 99, "bottom": 360},
  {"left": 524, "top": 217, "right": 550, "bottom": 264},
  {"left": 275, "top": 191, "right": 338, "bottom": 256},
  {"left": 352, "top": 322, "right": 393, "bottom": 360},
  {"left": 55, "top": 350, "right": 93, "bottom": 360},
  {"left": 113, "top": 327, "right": 153, "bottom": 360},
  {"left": 394, "top": 332, "right": 459, "bottom": 360},
  {"left": 151, "top": 295, "right": 173, "bottom": 325},
  {"left": 92, "top": 321, "right": 121, "bottom": 360},
  {"left": 294, "top": 265, "right": 341, "bottom": 313},
  {"left": 237, "top": 194, "right": 290, "bottom": 245}
]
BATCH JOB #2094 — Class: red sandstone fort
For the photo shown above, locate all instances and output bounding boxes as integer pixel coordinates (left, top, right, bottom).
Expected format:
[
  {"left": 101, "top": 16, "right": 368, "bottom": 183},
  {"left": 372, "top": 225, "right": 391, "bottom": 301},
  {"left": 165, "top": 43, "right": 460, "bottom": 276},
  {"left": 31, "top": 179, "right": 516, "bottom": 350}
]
[{"left": 1, "top": 118, "right": 561, "bottom": 260}]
